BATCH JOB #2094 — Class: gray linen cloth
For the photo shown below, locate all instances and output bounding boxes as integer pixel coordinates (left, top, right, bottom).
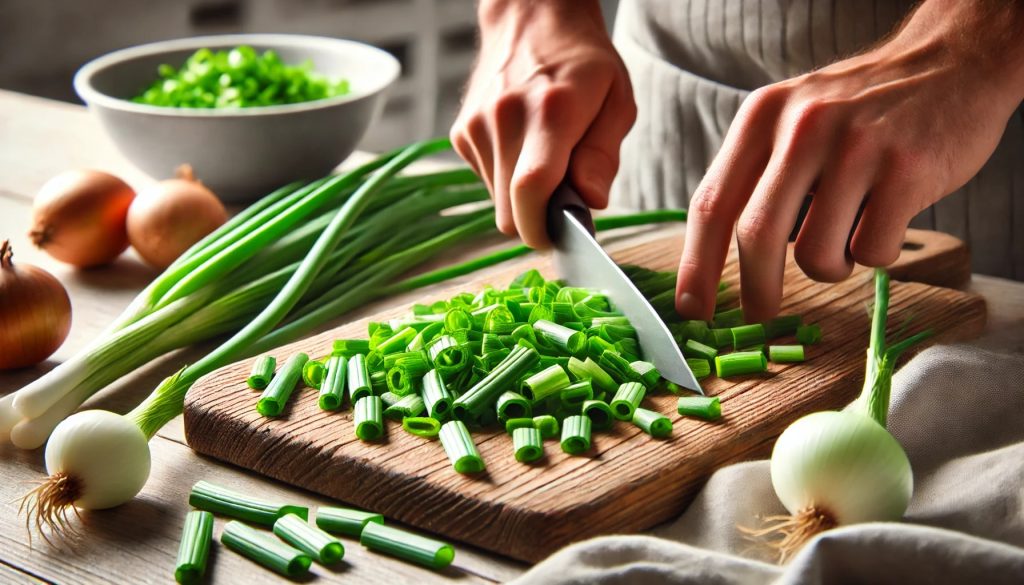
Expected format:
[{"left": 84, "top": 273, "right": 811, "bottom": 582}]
[{"left": 511, "top": 345, "right": 1024, "bottom": 584}]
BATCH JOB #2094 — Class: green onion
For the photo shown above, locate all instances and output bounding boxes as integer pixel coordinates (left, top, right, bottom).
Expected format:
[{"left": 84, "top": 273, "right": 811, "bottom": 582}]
[
  {"left": 567, "top": 357, "right": 617, "bottom": 394},
  {"left": 533, "top": 415, "right": 560, "bottom": 439},
  {"left": 332, "top": 339, "right": 370, "bottom": 357},
  {"left": 174, "top": 510, "right": 213, "bottom": 585},
  {"left": 301, "top": 359, "right": 326, "bottom": 389},
  {"left": 246, "top": 356, "right": 276, "bottom": 390},
  {"left": 452, "top": 345, "right": 539, "bottom": 422},
  {"left": 317, "top": 355, "right": 347, "bottom": 410},
  {"left": 257, "top": 352, "right": 308, "bottom": 417},
  {"left": 712, "top": 308, "right": 745, "bottom": 328},
  {"left": 512, "top": 427, "right": 544, "bottom": 463},
  {"left": 683, "top": 339, "right": 718, "bottom": 362},
  {"left": 496, "top": 391, "right": 532, "bottom": 422},
  {"left": 708, "top": 328, "right": 734, "bottom": 349},
  {"left": 764, "top": 314, "right": 802, "bottom": 338},
  {"left": 221, "top": 520, "right": 312, "bottom": 578},
  {"left": 505, "top": 417, "right": 535, "bottom": 433},
  {"left": 731, "top": 324, "right": 766, "bottom": 350},
  {"left": 380, "top": 391, "right": 401, "bottom": 408},
  {"left": 426, "top": 335, "right": 469, "bottom": 378},
  {"left": 610, "top": 382, "right": 646, "bottom": 421},
  {"left": 714, "top": 351, "right": 768, "bottom": 377},
  {"left": 273, "top": 513, "right": 344, "bottom": 565},
  {"left": 533, "top": 320, "right": 586, "bottom": 356},
  {"left": 360, "top": 521, "right": 455, "bottom": 570},
  {"left": 796, "top": 324, "right": 822, "bottom": 345},
  {"left": 402, "top": 416, "right": 441, "bottom": 438},
  {"left": 559, "top": 381, "right": 594, "bottom": 409},
  {"left": 769, "top": 344, "right": 805, "bottom": 363},
  {"left": 632, "top": 407, "right": 673, "bottom": 438},
  {"left": 347, "top": 353, "right": 372, "bottom": 402},
  {"left": 383, "top": 394, "right": 425, "bottom": 420},
  {"left": 438, "top": 420, "right": 484, "bottom": 473},
  {"left": 581, "top": 399, "right": 614, "bottom": 431},
  {"left": 686, "top": 358, "right": 712, "bottom": 379},
  {"left": 316, "top": 506, "right": 383, "bottom": 538},
  {"left": 521, "top": 364, "right": 571, "bottom": 403},
  {"left": 628, "top": 360, "right": 661, "bottom": 388},
  {"left": 598, "top": 350, "right": 635, "bottom": 384},
  {"left": 677, "top": 396, "right": 721, "bottom": 420},
  {"left": 421, "top": 369, "right": 453, "bottom": 420},
  {"left": 560, "top": 415, "right": 592, "bottom": 455},
  {"left": 189, "top": 480, "right": 307, "bottom": 526},
  {"left": 354, "top": 395, "right": 384, "bottom": 441}
]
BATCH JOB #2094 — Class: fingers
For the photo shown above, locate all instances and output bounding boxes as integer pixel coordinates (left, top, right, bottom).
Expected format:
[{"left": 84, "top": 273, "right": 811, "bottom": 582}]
[
  {"left": 793, "top": 137, "right": 877, "bottom": 283},
  {"left": 488, "top": 95, "right": 526, "bottom": 236},
  {"left": 675, "top": 88, "right": 780, "bottom": 320},
  {"left": 511, "top": 80, "right": 610, "bottom": 248},
  {"left": 568, "top": 75, "right": 637, "bottom": 209},
  {"left": 849, "top": 166, "right": 927, "bottom": 268}
]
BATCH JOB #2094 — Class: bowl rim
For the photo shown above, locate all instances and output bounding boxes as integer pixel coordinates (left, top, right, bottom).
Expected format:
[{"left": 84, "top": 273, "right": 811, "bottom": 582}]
[{"left": 74, "top": 33, "right": 401, "bottom": 118}]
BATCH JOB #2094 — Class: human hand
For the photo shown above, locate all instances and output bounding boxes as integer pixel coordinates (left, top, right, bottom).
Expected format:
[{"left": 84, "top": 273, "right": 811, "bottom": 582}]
[
  {"left": 450, "top": 0, "right": 636, "bottom": 248},
  {"left": 675, "top": 0, "right": 1024, "bottom": 322}
]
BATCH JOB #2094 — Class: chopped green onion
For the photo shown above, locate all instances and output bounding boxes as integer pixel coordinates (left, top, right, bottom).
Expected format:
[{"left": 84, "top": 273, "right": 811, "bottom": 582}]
[
  {"left": 347, "top": 353, "right": 372, "bottom": 402},
  {"left": 301, "top": 359, "right": 326, "bottom": 389},
  {"left": 496, "top": 391, "right": 532, "bottom": 422},
  {"left": 317, "top": 355, "right": 347, "bottom": 410},
  {"left": 453, "top": 345, "right": 539, "bottom": 422},
  {"left": 610, "top": 382, "right": 646, "bottom": 420},
  {"left": 712, "top": 308, "right": 745, "bottom": 328},
  {"left": 628, "top": 360, "right": 661, "bottom": 388},
  {"left": 560, "top": 415, "right": 592, "bottom": 455},
  {"left": 383, "top": 393, "right": 425, "bottom": 420},
  {"left": 316, "top": 506, "right": 383, "bottom": 538},
  {"left": 559, "top": 381, "right": 594, "bottom": 409},
  {"left": 360, "top": 521, "right": 455, "bottom": 570},
  {"left": 714, "top": 351, "right": 768, "bottom": 377},
  {"left": 769, "top": 344, "right": 805, "bottom": 363},
  {"left": 380, "top": 391, "right": 402, "bottom": 408},
  {"left": 533, "top": 320, "right": 586, "bottom": 356},
  {"left": 273, "top": 513, "right": 344, "bottom": 565},
  {"left": 221, "top": 520, "right": 312, "bottom": 578},
  {"left": 533, "top": 414, "right": 560, "bottom": 439},
  {"left": 581, "top": 399, "right": 614, "bottom": 431},
  {"left": 677, "top": 396, "right": 722, "bottom": 420},
  {"left": 438, "top": 420, "right": 485, "bottom": 473},
  {"left": 632, "top": 407, "right": 673, "bottom": 438},
  {"left": 332, "top": 339, "right": 370, "bottom": 357},
  {"left": 521, "top": 364, "right": 571, "bottom": 403},
  {"left": 672, "top": 320, "right": 711, "bottom": 345},
  {"left": 764, "top": 314, "right": 802, "bottom": 338},
  {"left": 421, "top": 369, "right": 453, "bottom": 420},
  {"left": 354, "top": 395, "right": 384, "bottom": 441},
  {"left": 174, "top": 510, "right": 213, "bottom": 585},
  {"left": 256, "top": 352, "right": 308, "bottom": 417},
  {"left": 246, "top": 355, "right": 276, "bottom": 390},
  {"left": 402, "top": 416, "right": 441, "bottom": 438},
  {"left": 686, "top": 358, "right": 712, "bottom": 379},
  {"left": 683, "top": 339, "right": 718, "bottom": 361},
  {"left": 189, "top": 480, "right": 307, "bottom": 526},
  {"left": 598, "top": 350, "right": 635, "bottom": 384},
  {"left": 796, "top": 323, "right": 822, "bottom": 345},
  {"left": 730, "top": 324, "right": 766, "bottom": 350},
  {"left": 567, "top": 356, "right": 617, "bottom": 394},
  {"left": 512, "top": 427, "right": 544, "bottom": 463},
  {"left": 505, "top": 417, "right": 535, "bottom": 433},
  {"left": 427, "top": 335, "right": 470, "bottom": 378},
  {"left": 376, "top": 327, "right": 417, "bottom": 354},
  {"left": 708, "top": 328, "right": 734, "bottom": 349}
]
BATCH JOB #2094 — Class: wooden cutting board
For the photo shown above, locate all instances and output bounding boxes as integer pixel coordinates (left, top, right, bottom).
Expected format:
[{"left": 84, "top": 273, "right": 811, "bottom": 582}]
[{"left": 183, "top": 228, "right": 985, "bottom": 562}]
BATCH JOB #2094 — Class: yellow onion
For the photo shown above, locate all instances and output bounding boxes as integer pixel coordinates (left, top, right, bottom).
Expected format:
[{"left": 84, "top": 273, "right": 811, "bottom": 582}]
[
  {"left": 0, "top": 240, "right": 72, "bottom": 369},
  {"left": 29, "top": 169, "right": 135, "bottom": 268},
  {"left": 126, "top": 165, "right": 227, "bottom": 269}
]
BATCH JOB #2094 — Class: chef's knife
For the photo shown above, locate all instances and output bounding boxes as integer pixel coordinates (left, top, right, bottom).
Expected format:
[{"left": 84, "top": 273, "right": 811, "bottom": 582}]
[{"left": 546, "top": 182, "right": 703, "bottom": 394}]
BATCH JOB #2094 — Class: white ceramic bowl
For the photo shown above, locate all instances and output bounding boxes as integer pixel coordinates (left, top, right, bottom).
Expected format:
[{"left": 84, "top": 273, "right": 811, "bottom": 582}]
[{"left": 74, "top": 34, "right": 400, "bottom": 202}]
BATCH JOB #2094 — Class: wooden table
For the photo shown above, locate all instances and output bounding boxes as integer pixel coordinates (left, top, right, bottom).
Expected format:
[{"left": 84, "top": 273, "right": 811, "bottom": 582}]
[{"left": 2, "top": 89, "right": 1022, "bottom": 584}]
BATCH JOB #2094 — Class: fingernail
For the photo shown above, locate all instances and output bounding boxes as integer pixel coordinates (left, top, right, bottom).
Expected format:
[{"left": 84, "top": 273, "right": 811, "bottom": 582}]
[{"left": 676, "top": 292, "right": 703, "bottom": 319}]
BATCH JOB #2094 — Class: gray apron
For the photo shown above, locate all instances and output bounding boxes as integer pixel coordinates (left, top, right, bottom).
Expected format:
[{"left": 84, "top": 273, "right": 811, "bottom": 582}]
[{"left": 611, "top": 0, "right": 1024, "bottom": 279}]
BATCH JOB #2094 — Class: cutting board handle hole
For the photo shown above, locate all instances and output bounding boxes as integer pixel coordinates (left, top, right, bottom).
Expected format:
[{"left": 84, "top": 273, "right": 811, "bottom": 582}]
[{"left": 901, "top": 241, "right": 924, "bottom": 251}]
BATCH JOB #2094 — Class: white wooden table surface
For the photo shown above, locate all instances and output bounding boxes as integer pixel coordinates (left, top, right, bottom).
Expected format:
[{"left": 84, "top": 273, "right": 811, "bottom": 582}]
[{"left": 1, "top": 89, "right": 1022, "bottom": 584}]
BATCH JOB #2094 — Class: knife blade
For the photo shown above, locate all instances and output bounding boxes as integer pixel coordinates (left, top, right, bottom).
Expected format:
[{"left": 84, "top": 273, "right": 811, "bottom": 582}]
[{"left": 546, "top": 182, "right": 703, "bottom": 394}]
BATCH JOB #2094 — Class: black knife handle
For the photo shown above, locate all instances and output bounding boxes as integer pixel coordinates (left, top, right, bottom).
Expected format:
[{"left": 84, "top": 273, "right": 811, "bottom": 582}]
[{"left": 546, "top": 181, "right": 596, "bottom": 242}]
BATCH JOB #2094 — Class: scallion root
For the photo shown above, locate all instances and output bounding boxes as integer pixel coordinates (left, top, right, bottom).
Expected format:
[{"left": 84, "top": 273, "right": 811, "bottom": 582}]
[
  {"left": 742, "top": 506, "right": 838, "bottom": 563},
  {"left": 20, "top": 471, "right": 84, "bottom": 547}
]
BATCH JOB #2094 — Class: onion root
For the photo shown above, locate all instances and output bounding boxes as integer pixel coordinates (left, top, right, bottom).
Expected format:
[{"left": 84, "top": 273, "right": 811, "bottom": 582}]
[
  {"left": 20, "top": 471, "right": 84, "bottom": 547},
  {"left": 741, "top": 505, "right": 838, "bottom": 563}
]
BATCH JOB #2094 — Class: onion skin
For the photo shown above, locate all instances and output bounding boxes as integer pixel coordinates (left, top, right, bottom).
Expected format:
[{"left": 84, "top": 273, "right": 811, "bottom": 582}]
[
  {"left": 0, "top": 240, "right": 72, "bottom": 370},
  {"left": 29, "top": 170, "right": 135, "bottom": 267},
  {"left": 126, "top": 166, "right": 227, "bottom": 270}
]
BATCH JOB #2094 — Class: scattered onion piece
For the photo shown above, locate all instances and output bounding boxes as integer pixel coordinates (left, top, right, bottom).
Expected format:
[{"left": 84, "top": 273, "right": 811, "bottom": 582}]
[
  {"left": 29, "top": 169, "right": 135, "bottom": 267},
  {"left": 0, "top": 240, "right": 72, "bottom": 370},
  {"left": 126, "top": 165, "right": 228, "bottom": 269}
]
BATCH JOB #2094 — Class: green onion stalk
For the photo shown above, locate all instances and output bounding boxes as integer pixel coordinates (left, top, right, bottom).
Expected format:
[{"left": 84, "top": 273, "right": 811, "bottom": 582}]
[
  {"left": 14, "top": 138, "right": 689, "bottom": 538},
  {"left": 748, "top": 268, "right": 930, "bottom": 562}
]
